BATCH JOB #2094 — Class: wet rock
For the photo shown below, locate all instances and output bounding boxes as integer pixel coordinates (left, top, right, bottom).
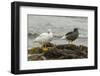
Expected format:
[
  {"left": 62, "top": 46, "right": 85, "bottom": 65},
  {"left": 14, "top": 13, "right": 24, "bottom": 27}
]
[
  {"left": 56, "top": 44, "right": 79, "bottom": 50},
  {"left": 28, "top": 43, "right": 88, "bottom": 60},
  {"left": 63, "top": 54, "right": 78, "bottom": 59},
  {"left": 43, "top": 43, "right": 54, "bottom": 47},
  {"left": 28, "top": 53, "right": 46, "bottom": 61},
  {"left": 28, "top": 47, "right": 42, "bottom": 54},
  {"left": 44, "top": 47, "right": 63, "bottom": 59}
]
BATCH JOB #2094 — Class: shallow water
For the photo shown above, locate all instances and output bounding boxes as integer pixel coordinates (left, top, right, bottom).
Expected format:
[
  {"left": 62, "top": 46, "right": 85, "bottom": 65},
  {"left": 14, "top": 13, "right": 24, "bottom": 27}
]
[
  {"left": 27, "top": 15, "right": 88, "bottom": 48},
  {"left": 28, "top": 37, "right": 87, "bottom": 48}
]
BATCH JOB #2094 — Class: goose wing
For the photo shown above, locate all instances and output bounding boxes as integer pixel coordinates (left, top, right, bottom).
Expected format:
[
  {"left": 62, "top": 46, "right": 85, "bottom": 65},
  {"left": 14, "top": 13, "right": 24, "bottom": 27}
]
[
  {"left": 66, "top": 31, "right": 73, "bottom": 36},
  {"left": 33, "top": 33, "right": 49, "bottom": 42}
]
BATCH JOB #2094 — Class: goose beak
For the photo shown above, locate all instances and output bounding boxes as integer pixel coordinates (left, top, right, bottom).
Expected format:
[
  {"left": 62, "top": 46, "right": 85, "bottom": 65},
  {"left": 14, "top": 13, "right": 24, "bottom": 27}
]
[{"left": 61, "top": 35, "right": 66, "bottom": 39}]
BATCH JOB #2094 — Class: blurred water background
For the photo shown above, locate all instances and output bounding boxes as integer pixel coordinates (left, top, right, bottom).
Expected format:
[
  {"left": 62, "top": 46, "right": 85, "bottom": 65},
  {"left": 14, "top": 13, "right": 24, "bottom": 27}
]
[{"left": 27, "top": 14, "right": 88, "bottom": 48}]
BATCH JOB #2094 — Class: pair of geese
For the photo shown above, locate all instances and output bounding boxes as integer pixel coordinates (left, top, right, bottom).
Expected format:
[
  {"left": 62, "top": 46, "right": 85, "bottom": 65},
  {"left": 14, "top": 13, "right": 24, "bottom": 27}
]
[{"left": 33, "top": 28, "right": 79, "bottom": 51}]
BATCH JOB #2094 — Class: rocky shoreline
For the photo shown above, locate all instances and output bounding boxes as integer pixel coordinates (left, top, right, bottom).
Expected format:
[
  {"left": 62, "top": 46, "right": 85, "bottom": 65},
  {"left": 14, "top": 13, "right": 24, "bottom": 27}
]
[{"left": 28, "top": 43, "right": 88, "bottom": 61}]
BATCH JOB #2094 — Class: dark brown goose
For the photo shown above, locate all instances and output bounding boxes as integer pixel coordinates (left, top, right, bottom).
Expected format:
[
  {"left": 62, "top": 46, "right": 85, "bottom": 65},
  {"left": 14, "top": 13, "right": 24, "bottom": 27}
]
[{"left": 61, "top": 28, "right": 79, "bottom": 44}]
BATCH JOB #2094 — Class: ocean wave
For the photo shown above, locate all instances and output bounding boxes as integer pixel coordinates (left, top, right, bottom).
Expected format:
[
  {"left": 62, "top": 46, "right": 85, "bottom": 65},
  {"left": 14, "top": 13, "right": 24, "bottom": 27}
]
[
  {"left": 28, "top": 32, "right": 87, "bottom": 39},
  {"left": 79, "top": 34, "right": 87, "bottom": 38}
]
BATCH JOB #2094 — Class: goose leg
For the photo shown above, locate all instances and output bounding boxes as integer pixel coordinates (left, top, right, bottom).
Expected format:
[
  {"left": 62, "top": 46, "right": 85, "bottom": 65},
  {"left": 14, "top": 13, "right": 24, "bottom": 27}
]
[
  {"left": 41, "top": 42, "right": 43, "bottom": 48},
  {"left": 68, "top": 40, "right": 70, "bottom": 47},
  {"left": 42, "top": 43, "right": 48, "bottom": 52},
  {"left": 70, "top": 41, "right": 72, "bottom": 45},
  {"left": 53, "top": 44, "right": 57, "bottom": 48},
  {"left": 68, "top": 40, "right": 70, "bottom": 44}
]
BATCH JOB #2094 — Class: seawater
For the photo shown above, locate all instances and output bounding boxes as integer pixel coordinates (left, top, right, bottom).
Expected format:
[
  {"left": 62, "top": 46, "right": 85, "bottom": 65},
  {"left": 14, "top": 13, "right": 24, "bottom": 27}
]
[{"left": 28, "top": 15, "right": 88, "bottom": 48}]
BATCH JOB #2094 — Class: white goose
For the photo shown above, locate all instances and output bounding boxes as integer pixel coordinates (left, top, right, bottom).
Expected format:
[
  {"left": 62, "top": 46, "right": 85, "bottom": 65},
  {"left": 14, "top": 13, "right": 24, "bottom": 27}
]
[{"left": 33, "top": 29, "right": 53, "bottom": 51}]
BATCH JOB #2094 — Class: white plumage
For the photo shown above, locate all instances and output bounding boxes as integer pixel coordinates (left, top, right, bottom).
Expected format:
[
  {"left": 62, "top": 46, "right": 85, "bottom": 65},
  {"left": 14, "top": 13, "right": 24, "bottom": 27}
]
[{"left": 33, "top": 29, "right": 53, "bottom": 45}]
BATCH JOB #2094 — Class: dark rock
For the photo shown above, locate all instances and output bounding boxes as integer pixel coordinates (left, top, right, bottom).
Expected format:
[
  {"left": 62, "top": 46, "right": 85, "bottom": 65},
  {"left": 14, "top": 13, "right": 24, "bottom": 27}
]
[
  {"left": 43, "top": 42, "right": 54, "bottom": 47},
  {"left": 56, "top": 44, "right": 80, "bottom": 50},
  {"left": 28, "top": 53, "right": 46, "bottom": 61},
  {"left": 63, "top": 54, "right": 78, "bottom": 59},
  {"left": 28, "top": 43, "right": 88, "bottom": 60},
  {"left": 44, "top": 47, "right": 63, "bottom": 59},
  {"left": 28, "top": 47, "right": 42, "bottom": 54}
]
